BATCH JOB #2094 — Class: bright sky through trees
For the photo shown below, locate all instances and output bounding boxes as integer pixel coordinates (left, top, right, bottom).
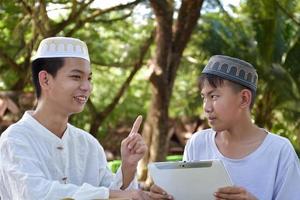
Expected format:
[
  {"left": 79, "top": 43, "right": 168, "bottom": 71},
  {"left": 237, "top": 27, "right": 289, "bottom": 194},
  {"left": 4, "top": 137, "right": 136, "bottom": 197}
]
[{"left": 47, "top": 0, "right": 241, "bottom": 19}]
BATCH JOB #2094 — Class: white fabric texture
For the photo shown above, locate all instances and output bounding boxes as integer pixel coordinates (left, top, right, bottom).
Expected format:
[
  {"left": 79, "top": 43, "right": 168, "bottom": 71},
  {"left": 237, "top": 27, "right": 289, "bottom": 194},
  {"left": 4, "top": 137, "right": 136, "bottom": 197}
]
[
  {"left": 183, "top": 129, "right": 300, "bottom": 200},
  {"left": 0, "top": 111, "right": 137, "bottom": 200}
]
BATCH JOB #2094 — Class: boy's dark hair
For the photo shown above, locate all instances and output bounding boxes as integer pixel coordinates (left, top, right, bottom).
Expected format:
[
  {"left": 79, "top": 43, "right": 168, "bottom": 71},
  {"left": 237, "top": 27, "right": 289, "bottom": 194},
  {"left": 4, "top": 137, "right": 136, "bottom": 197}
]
[
  {"left": 31, "top": 58, "right": 65, "bottom": 99},
  {"left": 198, "top": 73, "right": 256, "bottom": 109}
]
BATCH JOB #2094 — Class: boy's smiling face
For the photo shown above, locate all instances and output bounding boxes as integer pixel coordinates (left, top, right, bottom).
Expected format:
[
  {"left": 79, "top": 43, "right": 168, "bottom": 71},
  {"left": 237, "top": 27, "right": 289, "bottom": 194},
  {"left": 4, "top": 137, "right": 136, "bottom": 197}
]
[
  {"left": 201, "top": 79, "right": 242, "bottom": 132},
  {"left": 44, "top": 57, "right": 92, "bottom": 115}
]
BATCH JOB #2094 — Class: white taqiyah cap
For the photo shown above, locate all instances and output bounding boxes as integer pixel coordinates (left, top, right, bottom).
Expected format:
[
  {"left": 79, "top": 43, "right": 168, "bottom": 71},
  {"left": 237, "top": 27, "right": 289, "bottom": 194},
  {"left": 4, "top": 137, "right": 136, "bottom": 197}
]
[{"left": 32, "top": 37, "right": 90, "bottom": 62}]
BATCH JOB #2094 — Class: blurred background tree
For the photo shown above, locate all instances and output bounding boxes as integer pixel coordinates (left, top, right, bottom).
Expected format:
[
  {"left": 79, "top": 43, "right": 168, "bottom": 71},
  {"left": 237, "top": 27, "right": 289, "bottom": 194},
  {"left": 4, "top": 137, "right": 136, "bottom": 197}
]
[{"left": 0, "top": 0, "right": 299, "bottom": 183}]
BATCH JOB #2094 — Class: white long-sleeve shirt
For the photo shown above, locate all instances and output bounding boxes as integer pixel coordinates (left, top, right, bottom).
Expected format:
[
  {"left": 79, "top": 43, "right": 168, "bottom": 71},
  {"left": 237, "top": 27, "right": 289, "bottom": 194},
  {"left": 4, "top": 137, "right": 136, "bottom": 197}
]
[
  {"left": 183, "top": 129, "right": 300, "bottom": 200},
  {"left": 0, "top": 111, "right": 137, "bottom": 200}
]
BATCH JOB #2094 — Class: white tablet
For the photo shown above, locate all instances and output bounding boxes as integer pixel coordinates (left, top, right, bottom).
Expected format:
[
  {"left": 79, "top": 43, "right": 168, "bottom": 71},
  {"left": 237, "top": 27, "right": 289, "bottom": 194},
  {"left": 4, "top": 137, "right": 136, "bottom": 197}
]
[{"left": 148, "top": 160, "right": 233, "bottom": 200}]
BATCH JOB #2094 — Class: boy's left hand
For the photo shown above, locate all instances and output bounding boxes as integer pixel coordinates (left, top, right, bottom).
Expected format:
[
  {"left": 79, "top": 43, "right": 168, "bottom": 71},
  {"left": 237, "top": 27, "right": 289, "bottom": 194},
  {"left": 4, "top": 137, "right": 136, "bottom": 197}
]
[
  {"left": 121, "top": 115, "right": 147, "bottom": 167},
  {"left": 214, "top": 186, "right": 257, "bottom": 200}
]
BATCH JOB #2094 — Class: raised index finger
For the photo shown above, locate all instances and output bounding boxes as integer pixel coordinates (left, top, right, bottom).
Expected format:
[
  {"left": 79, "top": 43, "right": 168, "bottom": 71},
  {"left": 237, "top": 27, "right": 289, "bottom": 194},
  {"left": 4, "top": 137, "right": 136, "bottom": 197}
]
[{"left": 129, "top": 115, "right": 143, "bottom": 136}]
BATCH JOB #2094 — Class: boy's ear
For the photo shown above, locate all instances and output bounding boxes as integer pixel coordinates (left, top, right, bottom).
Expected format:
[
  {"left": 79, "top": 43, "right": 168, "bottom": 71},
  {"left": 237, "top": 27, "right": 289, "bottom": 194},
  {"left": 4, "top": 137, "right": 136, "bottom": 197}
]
[
  {"left": 240, "top": 89, "right": 252, "bottom": 108},
  {"left": 38, "top": 71, "right": 50, "bottom": 89}
]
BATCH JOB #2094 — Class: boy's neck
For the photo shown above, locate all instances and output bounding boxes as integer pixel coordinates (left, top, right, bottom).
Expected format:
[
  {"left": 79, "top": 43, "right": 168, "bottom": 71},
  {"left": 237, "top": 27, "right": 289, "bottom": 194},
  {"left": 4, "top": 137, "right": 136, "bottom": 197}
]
[
  {"left": 221, "top": 121, "right": 260, "bottom": 142},
  {"left": 32, "top": 102, "right": 69, "bottom": 138},
  {"left": 215, "top": 120, "right": 267, "bottom": 159}
]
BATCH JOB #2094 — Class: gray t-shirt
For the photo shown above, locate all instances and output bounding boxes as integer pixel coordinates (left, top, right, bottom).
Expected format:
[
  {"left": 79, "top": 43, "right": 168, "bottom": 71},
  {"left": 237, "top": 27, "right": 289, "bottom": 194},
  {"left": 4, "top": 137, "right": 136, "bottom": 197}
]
[{"left": 183, "top": 129, "right": 300, "bottom": 200}]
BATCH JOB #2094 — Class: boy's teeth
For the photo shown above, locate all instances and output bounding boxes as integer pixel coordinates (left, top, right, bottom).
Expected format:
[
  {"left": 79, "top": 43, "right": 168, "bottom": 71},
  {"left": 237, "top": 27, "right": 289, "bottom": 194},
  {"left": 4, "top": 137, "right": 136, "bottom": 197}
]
[{"left": 74, "top": 96, "right": 87, "bottom": 102}]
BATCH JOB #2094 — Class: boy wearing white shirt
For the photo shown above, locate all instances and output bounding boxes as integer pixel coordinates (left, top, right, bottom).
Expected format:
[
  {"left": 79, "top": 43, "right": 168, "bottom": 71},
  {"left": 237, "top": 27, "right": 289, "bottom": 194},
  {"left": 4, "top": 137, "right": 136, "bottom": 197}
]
[{"left": 0, "top": 37, "right": 150, "bottom": 200}]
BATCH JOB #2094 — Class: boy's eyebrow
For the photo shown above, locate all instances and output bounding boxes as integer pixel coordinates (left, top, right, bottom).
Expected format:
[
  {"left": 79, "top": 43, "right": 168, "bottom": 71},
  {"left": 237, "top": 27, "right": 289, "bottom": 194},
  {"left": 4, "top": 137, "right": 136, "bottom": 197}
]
[
  {"left": 201, "top": 89, "right": 216, "bottom": 96},
  {"left": 70, "top": 69, "right": 92, "bottom": 76}
]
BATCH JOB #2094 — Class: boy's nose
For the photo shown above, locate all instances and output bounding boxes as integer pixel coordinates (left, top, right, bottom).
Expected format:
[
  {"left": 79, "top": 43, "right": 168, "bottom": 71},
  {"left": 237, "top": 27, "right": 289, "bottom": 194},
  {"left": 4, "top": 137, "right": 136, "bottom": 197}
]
[
  {"left": 80, "top": 80, "right": 92, "bottom": 92},
  {"left": 203, "top": 101, "right": 213, "bottom": 113}
]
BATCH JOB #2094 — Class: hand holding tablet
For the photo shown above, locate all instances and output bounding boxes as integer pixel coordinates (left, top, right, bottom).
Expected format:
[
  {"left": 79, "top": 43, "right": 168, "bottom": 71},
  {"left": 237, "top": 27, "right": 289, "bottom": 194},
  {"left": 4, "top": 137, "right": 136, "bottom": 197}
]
[{"left": 148, "top": 160, "right": 232, "bottom": 200}]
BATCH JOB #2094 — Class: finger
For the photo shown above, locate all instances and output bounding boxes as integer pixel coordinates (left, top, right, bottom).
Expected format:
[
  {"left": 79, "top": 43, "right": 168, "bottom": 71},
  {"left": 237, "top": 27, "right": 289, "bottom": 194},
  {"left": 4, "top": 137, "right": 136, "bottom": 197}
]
[
  {"left": 151, "top": 184, "right": 167, "bottom": 194},
  {"left": 217, "top": 186, "right": 242, "bottom": 194},
  {"left": 129, "top": 140, "right": 141, "bottom": 152},
  {"left": 149, "top": 193, "right": 172, "bottom": 199},
  {"left": 149, "top": 190, "right": 173, "bottom": 200},
  {"left": 129, "top": 115, "right": 143, "bottom": 136},
  {"left": 122, "top": 132, "right": 139, "bottom": 148},
  {"left": 145, "top": 191, "right": 168, "bottom": 200},
  {"left": 134, "top": 143, "right": 147, "bottom": 154},
  {"left": 214, "top": 192, "right": 243, "bottom": 200},
  {"left": 127, "top": 134, "right": 141, "bottom": 150},
  {"left": 215, "top": 187, "right": 247, "bottom": 200},
  {"left": 131, "top": 140, "right": 147, "bottom": 154},
  {"left": 142, "top": 191, "right": 152, "bottom": 200}
]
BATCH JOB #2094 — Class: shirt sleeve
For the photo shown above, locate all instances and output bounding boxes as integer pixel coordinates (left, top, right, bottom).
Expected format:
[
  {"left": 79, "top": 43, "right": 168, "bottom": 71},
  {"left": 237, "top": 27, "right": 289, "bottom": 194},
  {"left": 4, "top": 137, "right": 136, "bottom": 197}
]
[
  {"left": 183, "top": 138, "right": 192, "bottom": 161},
  {"left": 0, "top": 138, "right": 110, "bottom": 200},
  {"left": 96, "top": 143, "right": 138, "bottom": 190},
  {"left": 100, "top": 165, "right": 138, "bottom": 190},
  {"left": 274, "top": 154, "right": 300, "bottom": 200}
]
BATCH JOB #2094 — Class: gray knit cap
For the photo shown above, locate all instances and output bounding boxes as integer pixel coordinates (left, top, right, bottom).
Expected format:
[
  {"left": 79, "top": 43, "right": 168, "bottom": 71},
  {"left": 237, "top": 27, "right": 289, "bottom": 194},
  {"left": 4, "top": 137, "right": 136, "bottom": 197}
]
[{"left": 202, "top": 55, "right": 258, "bottom": 92}]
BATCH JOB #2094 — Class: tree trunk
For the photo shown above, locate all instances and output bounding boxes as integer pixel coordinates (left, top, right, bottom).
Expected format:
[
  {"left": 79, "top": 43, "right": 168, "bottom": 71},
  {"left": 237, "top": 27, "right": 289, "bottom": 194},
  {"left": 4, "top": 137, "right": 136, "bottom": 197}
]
[{"left": 139, "top": 0, "right": 204, "bottom": 183}]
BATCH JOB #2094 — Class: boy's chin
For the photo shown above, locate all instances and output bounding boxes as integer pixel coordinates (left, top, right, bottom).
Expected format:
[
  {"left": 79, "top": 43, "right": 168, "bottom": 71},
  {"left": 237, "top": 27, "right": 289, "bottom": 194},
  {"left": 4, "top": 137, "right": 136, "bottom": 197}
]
[
  {"left": 210, "top": 126, "right": 225, "bottom": 132},
  {"left": 69, "top": 107, "right": 85, "bottom": 115}
]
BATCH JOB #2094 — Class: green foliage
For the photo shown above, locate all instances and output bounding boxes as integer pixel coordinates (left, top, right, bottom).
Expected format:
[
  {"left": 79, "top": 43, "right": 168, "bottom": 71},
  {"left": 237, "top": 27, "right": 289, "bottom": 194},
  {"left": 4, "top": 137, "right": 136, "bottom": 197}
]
[
  {"left": 108, "top": 160, "right": 121, "bottom": 173},
  {"left": 1, "top": 0, "right": 300, "bottom": 153},
  {"left": 166, "top": 155, "right": 183, "bottom": 161}
]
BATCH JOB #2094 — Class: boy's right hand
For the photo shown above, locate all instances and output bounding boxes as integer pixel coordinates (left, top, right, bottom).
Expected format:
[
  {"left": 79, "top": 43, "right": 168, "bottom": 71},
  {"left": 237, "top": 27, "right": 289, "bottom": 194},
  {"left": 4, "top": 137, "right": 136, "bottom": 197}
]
[{"left": 149, "top": 184, "right": 174, "bottom": 199}]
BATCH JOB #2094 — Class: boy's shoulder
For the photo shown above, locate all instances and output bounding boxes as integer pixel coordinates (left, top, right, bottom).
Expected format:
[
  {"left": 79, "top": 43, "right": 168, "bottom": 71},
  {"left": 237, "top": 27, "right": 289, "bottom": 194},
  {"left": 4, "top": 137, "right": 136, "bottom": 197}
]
[
  {"left": 0, "top": 118, "right": 31, "bottom": 141},
  {"left": 265, "top": 131, "right": 295, "bottom": 151},
  {"left": 191, "top": 128, "right": 214, "bottom": 139},
  {"left": 67, "top": 123, "right": 102, "bottom": 146},
  {"left": 187, "top": 128, "right": 214, "bottom": 145}
]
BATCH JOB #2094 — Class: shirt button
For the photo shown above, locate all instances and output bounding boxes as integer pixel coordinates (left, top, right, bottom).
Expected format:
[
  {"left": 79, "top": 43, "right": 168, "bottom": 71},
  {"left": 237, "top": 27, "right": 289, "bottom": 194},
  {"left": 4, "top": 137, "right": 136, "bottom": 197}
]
[
  {"left": 56, "top": 146, "right": 64, "bottom": 150},
  {"left": 62, "top": 176, "right": 67, "bottom": 184}
]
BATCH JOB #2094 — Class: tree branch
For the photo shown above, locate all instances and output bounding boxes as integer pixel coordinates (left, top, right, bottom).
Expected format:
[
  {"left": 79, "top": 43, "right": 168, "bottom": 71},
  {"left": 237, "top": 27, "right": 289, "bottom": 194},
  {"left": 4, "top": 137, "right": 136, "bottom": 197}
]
[
  {"left": 65, "top": 0, "right": 141, "bottom": 36},
  {"left": 99, "top": 29, "right": 154, "bottom": 116},
  {"left": 66, "top": 11, "right": 133, "bottom": 36},
  {"left": 173, "top": 0, "right": 203, "bottom": 55},
  {"left": 39, "top": 0, "right": 51, "bottom": 31},
  {"left": 275, "top": 0, "right": 300, "bottom": 26},
  {"left": 168, "top": 0, "right": 203, "bottom": 89},
  {"left": 90, "top": 11, "right": 133, "bottom": 23},
  {"left": 92, "top": 61, "right": 133, "bottom": 69},
  {"left": 19, "top": 0, "right": 48, "bottom": 36},
  {"left": 86, "top": 99, "right": 98, "bottom": 119},
  {"left": 215, "top": 0, "right": 233, "bottom": 21},
  {"left": 50, "top": 0, "right": 94, "bottom": 36},
  {"left": 0, "top": 49, "right": 20, "bottom": 72},
  {"left": 88, "top": 0, "right": 142, "bottom": 16},
  {"left": 88, "top": 29, "right": 155, "bottom": 133}
]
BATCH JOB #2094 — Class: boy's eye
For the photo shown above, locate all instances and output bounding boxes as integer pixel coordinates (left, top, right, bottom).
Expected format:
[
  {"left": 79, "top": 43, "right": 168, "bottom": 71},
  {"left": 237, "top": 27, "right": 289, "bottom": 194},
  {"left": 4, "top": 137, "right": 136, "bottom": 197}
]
[
  {"left": 71, "top": 75, "right": 81, "bottom": 79},
  {"left": 211, "top": 95, "right": 218, "bottom": 99}
]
